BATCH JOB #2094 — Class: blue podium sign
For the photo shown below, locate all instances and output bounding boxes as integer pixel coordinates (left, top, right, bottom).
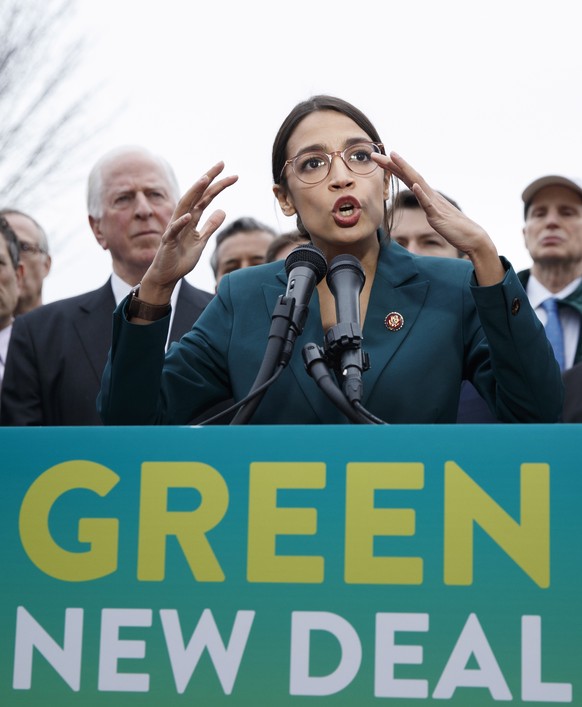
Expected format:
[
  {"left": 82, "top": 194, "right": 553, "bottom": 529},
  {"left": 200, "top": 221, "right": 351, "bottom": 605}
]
[{"left": 0, "top": 425, "right": 579, "bottom": 705}]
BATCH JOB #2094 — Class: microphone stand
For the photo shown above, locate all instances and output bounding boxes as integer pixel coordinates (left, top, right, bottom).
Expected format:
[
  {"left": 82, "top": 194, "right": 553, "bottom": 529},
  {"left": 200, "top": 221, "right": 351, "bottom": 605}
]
[
  {"left": 230, "top": 295, "right": 296, "bottom": 425},
  {"left": 324, "top": 320, "right": 369, "bottom": 404},
  {"left": 302, "top": 343, "right": 372, "bottom": 424},
  {"left": 230, "top": 242, "right": 328, "bottom": 425},
  {"left": 302, "top": 339, "right": 387, "bottom": 424},
  {"left": 302, "top": 252, "right": 389, "bottom": 425}
]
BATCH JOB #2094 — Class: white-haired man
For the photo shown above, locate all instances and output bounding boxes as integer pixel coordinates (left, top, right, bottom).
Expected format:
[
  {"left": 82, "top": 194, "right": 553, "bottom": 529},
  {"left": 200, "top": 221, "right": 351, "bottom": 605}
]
[{"left": 1, "top": 146, "right": 213, "bottom": 425}]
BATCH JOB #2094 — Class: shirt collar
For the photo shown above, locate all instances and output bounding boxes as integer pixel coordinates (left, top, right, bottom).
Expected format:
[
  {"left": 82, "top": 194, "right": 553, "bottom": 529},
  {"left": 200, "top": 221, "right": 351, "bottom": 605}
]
[
  {"left": 0, "top": 323, "right": 13, "bottom": 369},
  {"left": 526, "top": 274, "right": 582, "bottom": 308}
]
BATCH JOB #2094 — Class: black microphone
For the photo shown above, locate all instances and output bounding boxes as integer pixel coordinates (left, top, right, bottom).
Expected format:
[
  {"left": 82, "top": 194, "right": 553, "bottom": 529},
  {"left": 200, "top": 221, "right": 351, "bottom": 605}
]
[
  {"left": 279, "top": 243, "right": 328, "bottom": 365},
  {"left": 230, "top": 243, "right": 327, "bottom": 424},
  {"left": 324, "top": 254, "right": 366, "bottom": 404}
]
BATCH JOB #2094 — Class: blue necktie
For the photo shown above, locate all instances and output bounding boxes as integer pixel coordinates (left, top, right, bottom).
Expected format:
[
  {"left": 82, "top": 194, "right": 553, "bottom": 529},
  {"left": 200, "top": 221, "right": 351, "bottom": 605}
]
[{"left": 541, "top": 298, "right": 565, "bottom": 371}]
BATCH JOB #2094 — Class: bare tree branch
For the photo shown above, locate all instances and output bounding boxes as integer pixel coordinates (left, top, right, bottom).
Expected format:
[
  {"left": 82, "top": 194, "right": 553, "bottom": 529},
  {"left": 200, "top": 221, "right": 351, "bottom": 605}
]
[{"left": 0, "top": 0, "right": 108, "bottom": 214}]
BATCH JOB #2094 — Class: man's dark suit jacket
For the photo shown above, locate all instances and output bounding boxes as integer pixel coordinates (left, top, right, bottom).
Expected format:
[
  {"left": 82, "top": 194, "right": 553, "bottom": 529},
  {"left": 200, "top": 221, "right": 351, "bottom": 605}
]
[
  {"left": 563, "top": 362, "right": 582, "bottom": 422},
  {"left": 517, "top": 269, "right": 582, "bottom": 365},
  {"left": 517, "top": 269, "right": 582, "bottom": 423},
  {"left": 0, "top": 279, "right": 212, "bottom": 426}
]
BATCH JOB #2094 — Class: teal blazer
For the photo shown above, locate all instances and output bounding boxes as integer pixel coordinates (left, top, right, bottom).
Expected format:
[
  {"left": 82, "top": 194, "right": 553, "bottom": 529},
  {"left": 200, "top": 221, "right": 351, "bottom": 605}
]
[{"left": 99, "top": 241, "right": 563, "bottom": 425}]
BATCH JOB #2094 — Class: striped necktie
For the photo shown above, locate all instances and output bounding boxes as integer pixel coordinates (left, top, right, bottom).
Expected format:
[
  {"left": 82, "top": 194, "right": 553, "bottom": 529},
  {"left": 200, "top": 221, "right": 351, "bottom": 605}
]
[{"left": 541, "top": 298, "right": 565, "bottom": 371}]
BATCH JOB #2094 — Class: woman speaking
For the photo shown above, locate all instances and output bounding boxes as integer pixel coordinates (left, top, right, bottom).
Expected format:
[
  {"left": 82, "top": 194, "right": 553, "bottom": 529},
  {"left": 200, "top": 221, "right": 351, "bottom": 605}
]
[{"left": 98, "top": 95, "right": 562, "bottom": 425}]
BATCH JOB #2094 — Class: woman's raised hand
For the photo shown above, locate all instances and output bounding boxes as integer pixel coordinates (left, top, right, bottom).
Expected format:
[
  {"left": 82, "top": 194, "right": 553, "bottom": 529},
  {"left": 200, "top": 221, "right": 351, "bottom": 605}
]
[
  {"left": 140, "top": 162, "right": 238, "bottom": 303},
  {"left": 373, "top": 151, "right": 505, "bottom": 285}
]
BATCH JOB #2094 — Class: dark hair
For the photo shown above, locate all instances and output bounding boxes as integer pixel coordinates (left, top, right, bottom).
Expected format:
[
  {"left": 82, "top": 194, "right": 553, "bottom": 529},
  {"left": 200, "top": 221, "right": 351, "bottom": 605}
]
[
  {"left": 272, "top": 95, "right": 393, "bottom": 234},
  {"left": 210, "top": 216, "right": 277, "bottom": 276},
  {"left": 0, "top": 215, "right": 21, "bottom": 270},
  {"left": 391, "top": 188, "right": 461, "bottom": 213},
  {"left": 265, "top": 230, "right": 310, "bottom": 263}
]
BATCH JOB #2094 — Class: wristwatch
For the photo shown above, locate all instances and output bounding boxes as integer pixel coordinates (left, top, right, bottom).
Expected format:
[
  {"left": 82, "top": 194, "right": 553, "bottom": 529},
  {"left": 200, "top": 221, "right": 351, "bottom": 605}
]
[{"left": 126, "top": 284, "right": 171, "bottom": 322}]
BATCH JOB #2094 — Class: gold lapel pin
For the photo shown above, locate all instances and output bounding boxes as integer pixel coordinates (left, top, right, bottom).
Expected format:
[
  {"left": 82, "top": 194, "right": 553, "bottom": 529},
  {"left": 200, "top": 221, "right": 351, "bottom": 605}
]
[{"left": 385, "top": 312, "right": 404, "bottom": 331}]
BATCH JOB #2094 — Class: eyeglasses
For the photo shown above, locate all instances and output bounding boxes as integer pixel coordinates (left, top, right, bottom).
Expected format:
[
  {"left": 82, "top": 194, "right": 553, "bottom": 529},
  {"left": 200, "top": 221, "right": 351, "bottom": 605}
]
[
  {"left": 19, "top": 241, "right": 48, "bottom": 256},
  {"left": 281, "top": 142, "right": 384, "bottom": 185}
]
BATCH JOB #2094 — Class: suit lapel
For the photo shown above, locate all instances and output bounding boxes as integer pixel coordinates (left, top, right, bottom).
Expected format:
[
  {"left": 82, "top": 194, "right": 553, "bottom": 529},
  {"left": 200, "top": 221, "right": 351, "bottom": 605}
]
[
  {"left": 521, "top": 268, "right": 582, "bottom": 365},
  {"left": 360, "top": 243, "right": 429, "bottom": 404},
  {"left": 560, "top": 280, "right": 582, "bottom": 364},
  {"left": 71, "top": 280, "right": 211, "bottom": 386},
  {"left": 170, "top": 280, "right": 211, "bottom": 342},
  {"left": 72, "top": 281, "right": 117, "bottom": 382},
  {"left": 261, "top": 244, "right": 429, "bottom": 419}
]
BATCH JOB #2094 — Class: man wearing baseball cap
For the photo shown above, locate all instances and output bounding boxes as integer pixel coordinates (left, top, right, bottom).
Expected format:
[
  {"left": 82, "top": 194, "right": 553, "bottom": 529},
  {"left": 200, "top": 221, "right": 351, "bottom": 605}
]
[{"left": 520, "top": 174, "right": 582, "bottom": 421}]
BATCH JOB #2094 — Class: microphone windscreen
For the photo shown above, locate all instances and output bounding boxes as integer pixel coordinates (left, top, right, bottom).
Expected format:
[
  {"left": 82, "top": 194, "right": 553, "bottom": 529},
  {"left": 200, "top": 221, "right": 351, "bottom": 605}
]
[{"left": 285, "top": 243, "right": 328, "bottom": 283}]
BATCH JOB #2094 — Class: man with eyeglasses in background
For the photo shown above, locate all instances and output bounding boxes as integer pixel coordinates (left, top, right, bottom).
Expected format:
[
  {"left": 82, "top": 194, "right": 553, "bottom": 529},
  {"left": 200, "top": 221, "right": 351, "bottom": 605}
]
[
  {"left": 0, "top": 216, "right": 23, "bottom": 398},
  {"left": 0, "top": 209, "right": 52, "bottom": 315}
]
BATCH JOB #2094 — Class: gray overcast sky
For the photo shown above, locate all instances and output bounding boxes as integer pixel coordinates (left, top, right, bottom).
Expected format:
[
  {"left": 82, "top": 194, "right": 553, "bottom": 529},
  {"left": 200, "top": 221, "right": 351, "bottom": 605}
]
[{"left": 32, "top": 0, "right": 582, "bottom": 301}]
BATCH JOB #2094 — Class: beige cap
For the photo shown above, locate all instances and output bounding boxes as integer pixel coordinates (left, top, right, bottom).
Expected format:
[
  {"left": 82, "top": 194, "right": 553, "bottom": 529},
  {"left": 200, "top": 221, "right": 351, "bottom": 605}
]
[{"left": 522, "top": 175, "right": 582, "bottom": 216}]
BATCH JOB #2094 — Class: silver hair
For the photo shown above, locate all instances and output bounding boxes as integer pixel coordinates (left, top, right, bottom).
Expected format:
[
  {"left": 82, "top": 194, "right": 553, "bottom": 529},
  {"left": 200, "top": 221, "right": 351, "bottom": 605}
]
[{"left": 86, "top": 145, "right": 181, "bottom": 218}]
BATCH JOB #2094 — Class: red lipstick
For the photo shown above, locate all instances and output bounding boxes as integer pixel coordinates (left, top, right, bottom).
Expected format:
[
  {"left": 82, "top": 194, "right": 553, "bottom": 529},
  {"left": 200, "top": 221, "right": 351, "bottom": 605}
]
[{"left": 332, "top": 196, "right": 362, "bottom": 228}]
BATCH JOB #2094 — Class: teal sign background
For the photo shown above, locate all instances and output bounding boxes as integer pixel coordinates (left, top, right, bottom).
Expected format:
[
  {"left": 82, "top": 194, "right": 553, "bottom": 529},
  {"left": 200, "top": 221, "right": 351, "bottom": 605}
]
[{"left": 0, "top": 425, "right": 579, "bottom": 705}]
